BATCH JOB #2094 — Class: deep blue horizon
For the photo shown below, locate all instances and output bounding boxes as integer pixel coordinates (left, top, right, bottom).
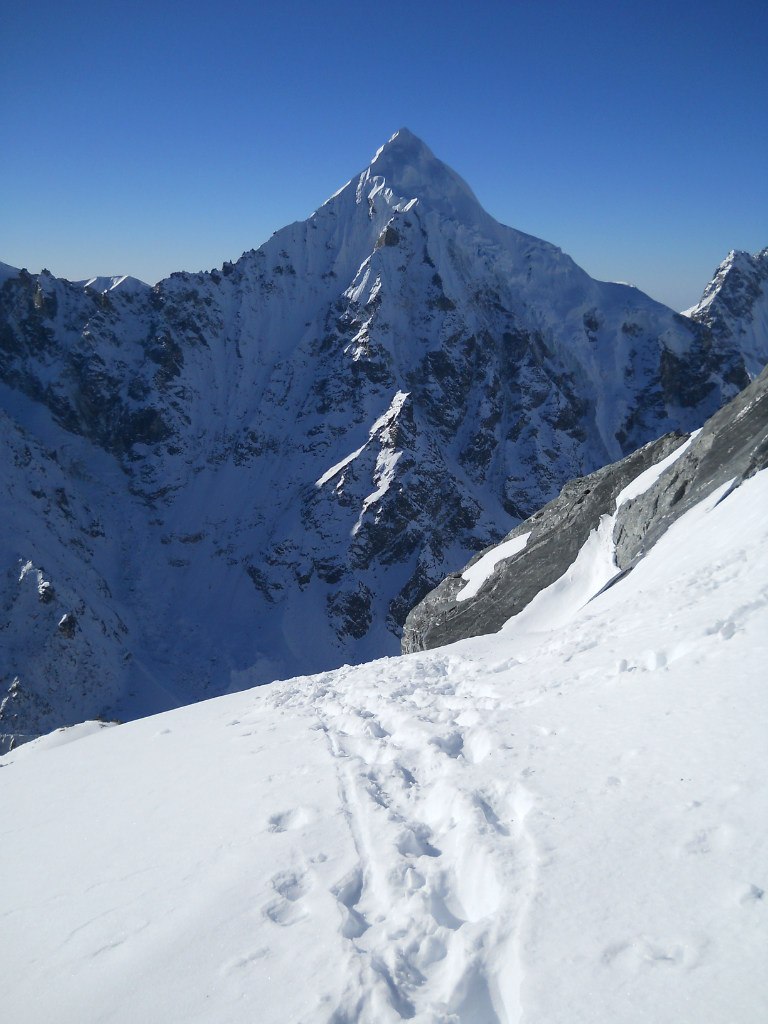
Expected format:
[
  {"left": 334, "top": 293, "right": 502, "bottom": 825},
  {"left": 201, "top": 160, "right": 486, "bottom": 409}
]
[{"left": 2, "top": 0, "right": 766, "bottom": 312}]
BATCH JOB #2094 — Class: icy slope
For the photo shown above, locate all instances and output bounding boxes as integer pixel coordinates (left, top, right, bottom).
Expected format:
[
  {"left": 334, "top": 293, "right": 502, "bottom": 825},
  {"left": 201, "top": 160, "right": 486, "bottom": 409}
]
[
  {"left": 1, "top": 466, "right": 766, "bottom": 1024},
  {"left": 0, "top": 130, "right": 762, "bottom": 737}
]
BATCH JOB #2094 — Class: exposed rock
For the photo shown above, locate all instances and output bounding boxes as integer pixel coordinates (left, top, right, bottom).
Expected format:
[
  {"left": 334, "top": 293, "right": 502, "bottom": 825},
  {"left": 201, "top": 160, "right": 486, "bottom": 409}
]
[
  {"left": 403, "top": 365, "right": 768, "bottom": 653},
  {"left": 57, "top": 612, "right": 78, "bottom": 639},
  {"left": 614, "top": 363, "right": 768, "bottom": 568},
  {"left": 0, "top": 678, "right": 53, "bottom": 753},
  {"left": 402, "top": 432, "right": 685, "bottom": 653}
]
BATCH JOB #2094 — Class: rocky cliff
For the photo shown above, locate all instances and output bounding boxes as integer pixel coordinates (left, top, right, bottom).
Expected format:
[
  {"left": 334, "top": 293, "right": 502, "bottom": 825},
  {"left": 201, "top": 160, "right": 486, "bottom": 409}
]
[{"left": 403, "top": 365, "right": 768, "bottom": 653}]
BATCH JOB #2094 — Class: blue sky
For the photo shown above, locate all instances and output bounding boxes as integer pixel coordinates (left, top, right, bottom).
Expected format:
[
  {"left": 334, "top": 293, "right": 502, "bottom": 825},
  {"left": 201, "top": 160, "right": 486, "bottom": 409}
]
[{"left": 2, "top": 0, "right": 765, "bottom": 311}]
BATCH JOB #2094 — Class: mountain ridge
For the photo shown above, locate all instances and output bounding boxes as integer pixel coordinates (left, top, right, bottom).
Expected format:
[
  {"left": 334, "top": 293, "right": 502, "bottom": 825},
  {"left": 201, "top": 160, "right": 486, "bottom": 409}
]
[
  {"left": 1, "top": 131, "right": 764, "bottom": 741},
  {"left": 685, "top": 246, "right": 768, "bottom": 376}
]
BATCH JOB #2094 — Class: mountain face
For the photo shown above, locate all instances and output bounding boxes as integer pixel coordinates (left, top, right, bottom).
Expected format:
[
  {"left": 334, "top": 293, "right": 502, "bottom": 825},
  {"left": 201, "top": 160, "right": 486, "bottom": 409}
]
[
  {"left": 684, "top": 247, "right": 768, "bottom": 376},
  {"left": 403, "top": 364, "right": 768, "bottom": 653},
  {"left": 0, "top": 130, "right": 763, "bottom": 742}
]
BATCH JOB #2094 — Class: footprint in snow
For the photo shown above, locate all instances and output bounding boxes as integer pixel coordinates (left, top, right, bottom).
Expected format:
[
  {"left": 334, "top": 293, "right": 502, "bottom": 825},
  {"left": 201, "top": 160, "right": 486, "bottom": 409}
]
[
  {"left": 602, "top": 936, "right": 702, "bottom": 971},
  {"left": 263, "top": 870, "right": 312, "bottom": 927},
  {"left": 705, "top": 618, "right": 737, "bottom": 639},
  {"left": 362, "top": 770, "right": 391, "bottom": 809},
  {"left": 331, "top": 867, "right": 369, "bottom": 939},
  {"left": 474, "top": 794, "right": 510, "bottom": 836},
  {"left": 353, "top": 708, "right": 389, "bottom": 737},
  {"left": 220, "top": 947, "right": 270, "bottom": 974},
  {"left": 427, "top": 882, "right": 464, "bottom": 931},
  {"left": 642, "top": 649, "right": 667, "bottom": 671},
  {"left": 361, "top": 718, "right": 389, "bottom": 739},
  {"left": 263, "top": 899, "right": 308, "bottom": 927},
  {"left": 272, "top": 869, "right": 311, "bottom": 901},
  {"left": 396, "top": 823, "right": 441, "bottom": 858},
  {"left": 267, "top": 807, "right": 313, "bottom": 833},
  {"left": 430, "top": 730, "right": 464, "bottom": 759}
]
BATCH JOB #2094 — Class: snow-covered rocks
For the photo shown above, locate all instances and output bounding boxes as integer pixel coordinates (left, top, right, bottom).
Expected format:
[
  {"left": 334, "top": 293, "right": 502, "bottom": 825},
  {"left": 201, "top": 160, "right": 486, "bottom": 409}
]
[
  {"left": 685, "top": 247, "right": 768, "bottom": 377},
  {"left": 1, "top": 131, "right": 765, "bottom": 738},
  {"left": 404, "top": 364, "right": 768, "bottom": 652}
]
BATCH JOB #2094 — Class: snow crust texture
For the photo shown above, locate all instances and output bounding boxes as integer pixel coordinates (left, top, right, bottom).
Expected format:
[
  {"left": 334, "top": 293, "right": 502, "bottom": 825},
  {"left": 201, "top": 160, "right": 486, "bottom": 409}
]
[
  {"left": 1, "top": 464, "right": 766, "bottom": 1023},
  {"left": 0, "top": 131, "right": 764, "bottom": 738}
]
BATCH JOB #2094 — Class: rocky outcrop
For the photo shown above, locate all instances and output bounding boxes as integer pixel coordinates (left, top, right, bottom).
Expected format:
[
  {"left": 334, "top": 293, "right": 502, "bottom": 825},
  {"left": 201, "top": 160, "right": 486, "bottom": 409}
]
[
  {"left": 403, "top": 365, "right": 768, "bottom": 653},
  {"left": 401, "top": 432, "right": 685, "bottom": 652},
  {"left": 614, "top": 363, "right": 768, "bottom": 568}
]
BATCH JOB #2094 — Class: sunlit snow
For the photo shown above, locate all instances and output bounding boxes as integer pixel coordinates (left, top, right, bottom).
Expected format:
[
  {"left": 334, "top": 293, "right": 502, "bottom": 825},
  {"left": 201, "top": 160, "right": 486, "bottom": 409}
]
[
  {"left": 315, "top": 390, "right": 409, "bottom": 498},
  {"left": 614, "top": 429, "right": 699, "bottom": 508},
  {"left": 1, "top": 468, "right": 766, "bottom": 1023},
  {"left": 456, "top": 532, "right": 531, "bottom": 602}
]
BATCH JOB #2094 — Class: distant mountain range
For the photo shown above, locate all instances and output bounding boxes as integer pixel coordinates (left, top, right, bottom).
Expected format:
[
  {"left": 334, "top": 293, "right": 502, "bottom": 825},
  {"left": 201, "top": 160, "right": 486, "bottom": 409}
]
[{"left": 1, "top": 129, "right": 766, "bottom": 743}]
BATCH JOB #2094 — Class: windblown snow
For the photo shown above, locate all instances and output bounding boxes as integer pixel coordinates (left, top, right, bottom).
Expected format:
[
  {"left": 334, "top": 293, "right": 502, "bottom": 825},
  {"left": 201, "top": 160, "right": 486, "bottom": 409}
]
[{"left": 2, "top": 466, "right": 766, "bottom": 1023}]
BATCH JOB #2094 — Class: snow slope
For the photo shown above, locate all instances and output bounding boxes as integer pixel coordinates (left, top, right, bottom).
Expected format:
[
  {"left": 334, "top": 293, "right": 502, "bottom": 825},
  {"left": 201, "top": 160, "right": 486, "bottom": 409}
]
[{"left": 1, "top": 467, "right": 766, "bottom": 1023}]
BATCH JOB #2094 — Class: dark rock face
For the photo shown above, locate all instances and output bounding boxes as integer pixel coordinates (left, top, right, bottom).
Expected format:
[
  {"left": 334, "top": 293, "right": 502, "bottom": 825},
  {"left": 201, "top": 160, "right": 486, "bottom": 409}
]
[
  {"left": 614, "top": 364, "right": 768, "bottom": 569},
  {"left": 403, "top": 366, "right": 768, "bottom": 653},
  {"left": 57, "top": 612, "right": 78, "bottom": 639},
  {"left": 0, "top": 678, "right": 46, "bottom": 754},
  {"left": 401, "top": 432, "right": 686, "bottom": 653}
]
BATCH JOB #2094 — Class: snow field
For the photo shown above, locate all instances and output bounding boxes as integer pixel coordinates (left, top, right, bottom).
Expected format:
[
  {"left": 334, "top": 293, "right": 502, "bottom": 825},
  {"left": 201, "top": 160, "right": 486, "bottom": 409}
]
[{"left": 1, "top": 471, "right": 767, "bottom": 1022}]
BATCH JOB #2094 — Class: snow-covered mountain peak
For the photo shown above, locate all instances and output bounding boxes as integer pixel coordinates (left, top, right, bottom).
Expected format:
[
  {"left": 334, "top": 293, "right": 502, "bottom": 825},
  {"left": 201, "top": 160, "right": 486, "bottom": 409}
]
[
  {"left": 369, "top": 127, "right": 455, "bottom": 179},
  {"left": 343, "top": 127, "right": 487, "bottom": 227},
  {"left": 369, "top": 126, "right": 426, "bottom": 162},
  {"left": 694, "top": 247, "right": 767, "bottom": 307},
  {"left": 79, "top": 274, "right": 150, "bottom": 295},
  {"left": 686, "top": 246, "right": 768, "bottom": 377},
  {"left": 0, "top": 133, "right": 762, "bottom": 742}
]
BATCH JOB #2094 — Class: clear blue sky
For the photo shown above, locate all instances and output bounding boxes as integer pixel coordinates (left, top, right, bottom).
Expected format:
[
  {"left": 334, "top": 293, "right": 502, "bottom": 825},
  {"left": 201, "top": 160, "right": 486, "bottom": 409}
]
[{"left": 2, "top": 0, "right": 766, "bottom": 311}]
